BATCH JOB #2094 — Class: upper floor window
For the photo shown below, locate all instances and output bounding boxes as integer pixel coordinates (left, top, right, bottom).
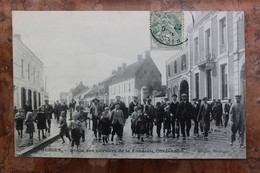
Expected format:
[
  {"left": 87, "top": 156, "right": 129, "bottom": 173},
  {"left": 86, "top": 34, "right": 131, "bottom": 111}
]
[
  {"left": 205, "top": 29, "right": 211, "bottom": 60},
  {"left": 21, "top": 59, "right": 24, "bottom": 78},
  {"left": 174, "top": 60, "right": 177, "bottom": 73},
  {"left": 219, "top": 17, "right": 227, "bottom": 54},
  {"left": 28, "top": 63, "right": 30, "bottom": 80},
  {"left": 221, "top": 64, "right": 228, "bottom": 99},
  {"left": 168, "top": 64, "right": 171, "bottom": 77},
  {"left": 181, "top": 55, "right": 187, "bottom": 71},
  {"left": 194, "top": 37, "right": 199, "bottom": 65}
]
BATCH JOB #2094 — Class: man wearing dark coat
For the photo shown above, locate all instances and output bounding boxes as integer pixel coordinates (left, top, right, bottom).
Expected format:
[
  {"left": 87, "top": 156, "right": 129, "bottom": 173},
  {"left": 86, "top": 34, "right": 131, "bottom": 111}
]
[
  {"left": 89, "top": 98, "right": 103, "bottom": 140},
  {"left": 192, "top": 98, "right": 200, "bottom": 136},
  {"left": 42, "top": 99, "right": 54, "bottom": 133},
  {"left": 60, "top": 102, "right": 69, "bottom": 117},
  {"left": 224, "top": 99, "right": 232, "bottom": 128},
  {"left": 198, "top": 97, "right": 211, "bottom": 140},
  {"left": 169, "top": 94, "right": 179, "bottom": 138},
  {"left": 54, "top": 100, "right": 62, "bottom": 123},
  {"left": 176, "top": 93, "right": 193, "bottom": 139},
  {"left": 128, "top": 96, "right": 139, "bottom": 116},
  {"left": 145, "top": 98, "right": 155, "bottom": 137},
  {"left": 155, "top": 102, "right": 164, "bottom": 137},
  {"left": 24, "top": 100, "right": 32, "bottom": 118}
]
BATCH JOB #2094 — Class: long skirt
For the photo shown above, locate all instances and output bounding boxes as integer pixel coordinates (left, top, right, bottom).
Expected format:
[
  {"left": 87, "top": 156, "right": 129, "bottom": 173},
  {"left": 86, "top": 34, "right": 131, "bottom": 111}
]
[{"left": 16, "top": 119, "right": 24, "bottom": 131}]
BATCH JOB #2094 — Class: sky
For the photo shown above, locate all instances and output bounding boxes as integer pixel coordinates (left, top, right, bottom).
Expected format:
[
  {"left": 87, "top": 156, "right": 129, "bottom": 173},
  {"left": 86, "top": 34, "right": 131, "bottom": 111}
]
[{"left": 13, "top": 11, "right": 192, "bottom": 101}]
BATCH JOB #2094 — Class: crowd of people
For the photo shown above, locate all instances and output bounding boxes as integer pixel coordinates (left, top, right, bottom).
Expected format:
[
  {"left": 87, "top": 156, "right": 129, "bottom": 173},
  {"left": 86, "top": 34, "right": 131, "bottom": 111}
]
[{"left": 14, "top": 93, "right": 245, "bottom": 149}]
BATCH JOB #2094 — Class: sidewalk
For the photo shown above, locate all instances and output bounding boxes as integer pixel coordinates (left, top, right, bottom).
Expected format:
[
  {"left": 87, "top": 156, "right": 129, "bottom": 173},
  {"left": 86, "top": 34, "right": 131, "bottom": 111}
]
[{"left": 15, "top": 117, "right": 62, "bottom": 156}]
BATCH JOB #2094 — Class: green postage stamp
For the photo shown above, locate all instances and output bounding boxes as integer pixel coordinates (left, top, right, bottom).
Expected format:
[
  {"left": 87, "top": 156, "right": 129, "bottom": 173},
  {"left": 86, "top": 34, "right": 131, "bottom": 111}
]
[{"left": 150, "top": 11, "right": 184, "bottom": 50}]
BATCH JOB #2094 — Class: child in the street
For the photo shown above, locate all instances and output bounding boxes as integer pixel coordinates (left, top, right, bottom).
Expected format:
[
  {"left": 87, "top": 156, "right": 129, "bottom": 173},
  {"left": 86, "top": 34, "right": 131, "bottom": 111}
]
[
  {"left": 163, "top": 106, "right": 171, "bottom": 138},
  {"left": 130, "top": 106, "right": 138, "bottom": 137},
  {"left": 59, "top": 111, "right": 71, "bottom": 143},
  {"left": 69, "top": 116, "right": 81, "bottom": 149},
  {"left": 100, "top": 107, "right": 111, "bottom": 145},
  {"left": 35, "top": 106, "right": 47, "bottom": 140},
  {"left": 25, "top": 112, "right": 35, "bottom": 139},
  {"left": 15, "top": 108, "right": 25, "bottom": 138},
  {"left": 135, "top": 109, "right": 147, "bottom": 142}
]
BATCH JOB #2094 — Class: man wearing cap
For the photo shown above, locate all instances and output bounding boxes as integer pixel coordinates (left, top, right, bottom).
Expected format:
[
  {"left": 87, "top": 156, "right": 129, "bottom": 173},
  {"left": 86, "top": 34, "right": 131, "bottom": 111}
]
[
  {"left": 230, "top": 95, "right": 245, "bottom": 147},
  {"left": 129, "top": 96, "right": 139, "bottom": 116},
  {"left": 192, "top": 98, "right": 200, "bottom": 136},
  {"left": 110, "top": 103, "right": 125, "bottom": 143},
  {"left": 198, "top": 97, "right": 211, "bottom": 140},
  {"left": 176, "top": 93, "right": 193, "bottom": 139},
  {"left": 224, "top": 99, "right": 232, "bottom": 128},
  {"left": 90, "top": 98, "right": 103, "bottom": 140},
  {"left": 110, "top": 96, "right": 127, "bottom": 119},
  {"left": 169, "top": 94, "right": 179, "bottom": 138},
  {"left": 144, "top": 98, "right": 155, "bottom": 137},
  {"left": 24, "top": 100, "right": 32, "bottom": 119},
  {"left": 42, "top": 99, "right": 54, "bottom": 133}
]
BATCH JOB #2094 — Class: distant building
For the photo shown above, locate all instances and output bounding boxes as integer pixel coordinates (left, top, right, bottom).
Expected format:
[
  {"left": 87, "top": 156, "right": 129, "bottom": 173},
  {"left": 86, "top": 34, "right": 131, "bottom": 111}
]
[
  {"left": 13, "top": 34, "right": 45, "bottom": 110},
  {"left": 166, "top": 12, "right": 245, "bottom": 104},
  {"left": 66, "top": 81, "right": 88, "bottom": 105},
  {"left": 108, "top": 51, "right": 162, "bottom": 105}
]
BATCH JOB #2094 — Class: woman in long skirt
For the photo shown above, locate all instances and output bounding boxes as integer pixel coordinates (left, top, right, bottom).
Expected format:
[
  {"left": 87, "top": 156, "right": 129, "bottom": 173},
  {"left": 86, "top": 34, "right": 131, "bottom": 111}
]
[
  {"left": 59, "top": 111, "right": 71, "bottom": 143},
  {"left": 135, "top": 109, "right": 147, "bottom": 142},
  {"left": 100, "top": 107, "right": 111, "bottom": 145},
  {"left": 25, "top": 112, "right": 35, "bottom": 139},
  {"left": 35, "top": 106, "right": 47, "bottom": 140},
  {"left": 15, "top": 108, "right": 25, "bottom": 138}
]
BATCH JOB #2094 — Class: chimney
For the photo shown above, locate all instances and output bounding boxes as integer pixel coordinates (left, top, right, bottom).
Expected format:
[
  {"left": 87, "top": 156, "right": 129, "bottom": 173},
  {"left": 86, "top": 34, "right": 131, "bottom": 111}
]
[
  {"left": 122, "top": 63, "right": 127, "bottom": 70},
  {"left": 112, "top": 69, "right": 117, "bottom": 75},
  {"left": 117, "top": 66, "right": 123, "bottom": 73},
  {"left": 137, "top": 54, "right": 142, "bottom": 62},
  {"left": 144, "top": 50, "right": 151, "bottom": 58},
  {"left": 13, "top": 34, "right": 21, "bottom": 40}
]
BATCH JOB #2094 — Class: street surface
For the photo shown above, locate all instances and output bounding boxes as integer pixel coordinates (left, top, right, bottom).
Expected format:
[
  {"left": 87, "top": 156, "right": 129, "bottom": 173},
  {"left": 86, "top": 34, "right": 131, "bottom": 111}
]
[{"left": 30, "top": 117, "right": 246, "bottom": 159}]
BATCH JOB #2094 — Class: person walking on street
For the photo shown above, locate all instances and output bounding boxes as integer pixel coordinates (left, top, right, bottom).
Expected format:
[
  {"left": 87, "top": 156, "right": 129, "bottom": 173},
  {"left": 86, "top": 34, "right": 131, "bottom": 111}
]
[
  {"left": 54, "top": 100, "right": 61, "bottom": 123},
  {"left": 163, "top": 106, "right": 171, "bottom": 138},
  {"left": 129, "top": 96, "right": 139, "bottom": 116},
  {"left": 61, "top": 101, "right": 69, "bottom": 118},
  {"left": 24, "top": 100, "right": 32, "bottom": 119},
  {"left": 192, "top": 98, "right": 200, "bottom": 136},
  {"left": 42, "top": 99, "right": 54, "bottom": 133},
  {"left": 198, "top": 97, "right": 211, "bottom": 140},
  {"left": 130, "top": 106, "right": 139, "bottom": 137},
  {"left": 224, "top": 99, "right": 232, "bottom": 128},
  {"left": 110, "top": 96, "right": 127, "bottom": 119},
  {"left": 110, "top": 103, "right": 125, "bottom": 143},
  {"left": 135, "top": 109, "right": 147, "bottom": 142},
  {"left": 144, "top": 98, "right": 155, "bottom": 137},
  {"left": 90, "top": 98, "right": 103, "bottom": 140},
  {"left": 25, "top": 112, "right": 35, "bottom": 139},
  {"left": 69, "top": 116, "right": 81, "bottom": 149},
  {"left": 15, "top": 108, "right": 25, "bottom": 138},
  {"left": 155, "top": 102, "right": 164, "bottom": 138},
  {"left": 169, "top": 94, "right": 179, "bottom": 138},
  {"left": 35, "top": 106, "right": 47, "bottom": 140},
  {"left": 230, "top": 95, "right": 245, "bottom": 148},
  {"left": 59, "top": 111, "right": 71, "bottom": 143},
  {"left": 100, "top": 107, "right": 111, "bottom": 145},
  {"left": 176, "top": 93, "right": 193, "bottom": 139}
]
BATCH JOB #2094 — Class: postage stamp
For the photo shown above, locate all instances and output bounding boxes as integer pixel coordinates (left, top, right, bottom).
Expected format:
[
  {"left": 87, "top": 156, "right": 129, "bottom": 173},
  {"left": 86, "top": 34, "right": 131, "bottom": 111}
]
[{"left": 150, "top": 11, "right": 184, "bottom": 50}]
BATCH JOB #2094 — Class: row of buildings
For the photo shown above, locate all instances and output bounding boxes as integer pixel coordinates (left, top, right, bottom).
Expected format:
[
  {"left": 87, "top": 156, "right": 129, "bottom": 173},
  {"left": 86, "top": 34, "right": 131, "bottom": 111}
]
[
  {"left": 166, "top": 11, "right": 245, "bottom": 104},
  {"left": 13, "top": 34, "right": 48, "bottom": 110},
  {"left": 60, "top": 51, "right": 163, "bottom": 107}
]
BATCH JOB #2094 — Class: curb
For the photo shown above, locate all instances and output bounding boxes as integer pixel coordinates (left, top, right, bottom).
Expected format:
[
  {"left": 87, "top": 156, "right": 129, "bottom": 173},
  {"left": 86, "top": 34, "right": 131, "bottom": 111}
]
[{"left": 16, "top": 134, "right": 60, "bottom": 157}]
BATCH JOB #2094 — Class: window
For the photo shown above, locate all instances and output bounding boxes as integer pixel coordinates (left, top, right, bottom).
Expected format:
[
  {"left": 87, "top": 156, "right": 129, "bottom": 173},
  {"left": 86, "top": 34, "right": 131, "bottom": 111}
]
[
  {"left": 174, "top": 60, "right": 177, "bottom": 73},
  {"left": 219, "top": 17, "right": 226, "bottom": 54},
  {"left": 37, "top": 71, "right": 40, "bottom": 84},
  {"left": 181, "top": 55, "right": 186, "bottom": 71},
  {"left": 206, "top": 70, "right": 212, "bottom": 100},
  {"left": 205, "top": 29, "right": 211, "bottom": 60},
  {"left": 195, "top": 73, "right": 199, "bottom": 99},
  {"left": 221, "top": 64, "right": 228, "bottom": 99},
  {"left": 28, "top": 64, "right": 30, "bottom": 80},
  {"left": 168, "top": 64, "right": 171, "bottom": 77},
  {"left": 194, "top": 37, "right": 199, "bottom": 65},
  {"left": 33, "top": 67, "right": 35, "bottom": 83},
  {"left": 21, "top": 59, "right": 24, "bottom": 78}
]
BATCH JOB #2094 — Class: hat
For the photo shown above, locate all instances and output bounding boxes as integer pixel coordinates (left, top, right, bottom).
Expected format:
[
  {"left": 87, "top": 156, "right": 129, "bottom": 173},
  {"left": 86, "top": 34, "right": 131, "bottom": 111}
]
[
  {"left": 44, "top": 99, "right": 49, "bottom": 102},
  {"left": 235, "top": 95, "right": 242, "bottom": 98},
  {"left": 116, "top": 95, "right": 121, "bottom": 98},
  {"left": 181, "top": 93, "right": 187, "bottom": 97},
  {"left": 92, "top": 98, "right": 99, "bottom": 102},
  {"left": 192, "top": 98, "right": 197, "bottom": 101},
  {"left": 146, "top": 98, "right": 151, "bottom": 101},
  {"left": 203, "top": 97, "right": 208, "bottom": 101},
  {"left": 172, "top": 94, "right": 177, "bottom": 97}
]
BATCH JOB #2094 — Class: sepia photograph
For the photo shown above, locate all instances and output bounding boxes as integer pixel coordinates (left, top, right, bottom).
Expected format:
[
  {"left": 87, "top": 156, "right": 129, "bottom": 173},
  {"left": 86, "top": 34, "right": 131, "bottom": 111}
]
[{"left": 13, "top": 11, "right": 246, "bottom": 159}]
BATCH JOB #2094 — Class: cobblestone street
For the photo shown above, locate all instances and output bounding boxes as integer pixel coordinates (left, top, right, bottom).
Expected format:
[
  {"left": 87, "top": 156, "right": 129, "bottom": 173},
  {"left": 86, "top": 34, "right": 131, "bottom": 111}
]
[{"left": 30, "top": 117, "right": 246, "bottom": 159}]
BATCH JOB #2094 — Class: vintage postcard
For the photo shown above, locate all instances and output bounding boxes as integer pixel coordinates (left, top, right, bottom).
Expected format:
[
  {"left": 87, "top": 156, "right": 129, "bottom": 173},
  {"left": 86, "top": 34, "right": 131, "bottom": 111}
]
[{"left": 13, "top": 11, "right": 246, "bottom": 159}]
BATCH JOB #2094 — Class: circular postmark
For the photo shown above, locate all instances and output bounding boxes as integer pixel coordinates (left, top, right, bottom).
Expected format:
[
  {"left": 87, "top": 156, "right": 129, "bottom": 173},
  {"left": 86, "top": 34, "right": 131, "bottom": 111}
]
[{"left": 150, "top": 11, "right": 185, "bottom": 49}]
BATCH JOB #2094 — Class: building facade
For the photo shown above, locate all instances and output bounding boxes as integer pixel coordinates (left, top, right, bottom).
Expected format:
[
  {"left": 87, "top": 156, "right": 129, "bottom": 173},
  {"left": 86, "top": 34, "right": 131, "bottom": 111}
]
[
  {"left": 13, "top": 34, "right": 45, "bottom": 110},
  {"left": 166, "top": 11, "right": 245, "bottom": 104},
  {"left": 108, "top": 51, "right": 162, "bottom": 105}
]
